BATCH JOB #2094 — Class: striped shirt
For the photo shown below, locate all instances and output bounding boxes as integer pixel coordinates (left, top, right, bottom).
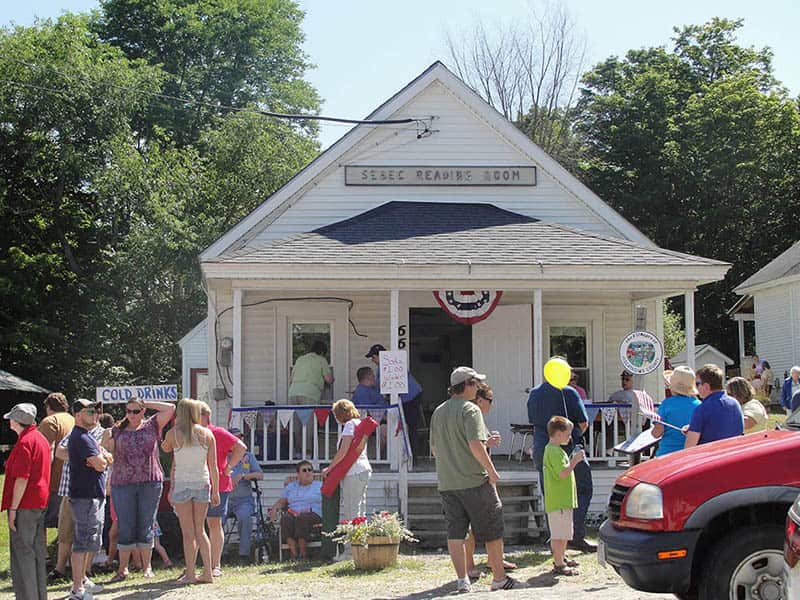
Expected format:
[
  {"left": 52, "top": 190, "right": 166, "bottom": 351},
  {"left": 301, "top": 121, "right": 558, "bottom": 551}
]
[{"left": 58, "top": 425, "right": 106, "bottom": 497}]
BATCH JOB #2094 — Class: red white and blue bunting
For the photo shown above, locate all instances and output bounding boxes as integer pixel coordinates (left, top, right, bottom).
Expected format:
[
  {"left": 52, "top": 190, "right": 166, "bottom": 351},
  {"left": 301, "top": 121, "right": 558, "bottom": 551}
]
[{"left": 433, "top": 290, "right": 503, "bottom": 325}]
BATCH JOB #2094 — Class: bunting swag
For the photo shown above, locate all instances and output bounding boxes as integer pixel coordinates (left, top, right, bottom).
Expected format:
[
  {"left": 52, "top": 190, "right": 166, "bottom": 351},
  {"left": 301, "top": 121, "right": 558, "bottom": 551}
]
[{"left": 433, "top": 290, "right": 503, "bottom": 325}]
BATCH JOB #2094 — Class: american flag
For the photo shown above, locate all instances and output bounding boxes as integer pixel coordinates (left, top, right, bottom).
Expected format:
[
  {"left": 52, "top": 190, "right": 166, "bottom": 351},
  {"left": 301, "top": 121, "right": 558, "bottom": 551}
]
[{"left": 636, "top": 390, "right": 660, "bottom": 422}]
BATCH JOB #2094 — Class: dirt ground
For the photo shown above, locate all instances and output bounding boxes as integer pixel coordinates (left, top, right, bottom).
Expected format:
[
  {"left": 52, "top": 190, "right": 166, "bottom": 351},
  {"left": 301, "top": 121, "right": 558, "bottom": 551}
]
[{"left": 8, "top": 547, "right": 675, "bottom": 600}]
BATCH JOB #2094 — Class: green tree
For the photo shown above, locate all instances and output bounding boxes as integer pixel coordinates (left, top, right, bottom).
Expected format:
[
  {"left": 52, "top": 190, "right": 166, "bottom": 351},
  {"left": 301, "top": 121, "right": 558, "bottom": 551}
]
[
  {"left": 95, "top": 0, "right": 321, "bottom": 145},
  {"left": 576, "top": 18, "right": 800, "bottom": 359},
  {"left": 0, "top": 15, "right": 163, "bottom": 395},
  {"left": 662, "top": 306, "right": 686, "bottom": 360}
]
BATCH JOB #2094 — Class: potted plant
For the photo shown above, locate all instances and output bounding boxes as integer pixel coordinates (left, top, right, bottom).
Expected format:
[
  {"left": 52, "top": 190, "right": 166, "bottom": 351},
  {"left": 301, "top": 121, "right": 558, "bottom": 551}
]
[{"left": 326, "top": 512, "right": 417, "bottom": 569}]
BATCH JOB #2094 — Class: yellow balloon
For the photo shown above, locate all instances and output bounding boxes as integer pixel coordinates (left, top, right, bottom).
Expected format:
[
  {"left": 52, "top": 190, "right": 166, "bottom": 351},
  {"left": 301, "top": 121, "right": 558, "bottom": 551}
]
[{"left": 544, "top": 358, "right": 571, "bottom": 390}]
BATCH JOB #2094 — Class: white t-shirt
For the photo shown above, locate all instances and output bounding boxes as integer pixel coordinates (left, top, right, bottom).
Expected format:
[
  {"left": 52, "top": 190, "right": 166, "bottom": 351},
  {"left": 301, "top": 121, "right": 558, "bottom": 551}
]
[{"left": 341, "top": 418, "right": 371, "bottom": 476}]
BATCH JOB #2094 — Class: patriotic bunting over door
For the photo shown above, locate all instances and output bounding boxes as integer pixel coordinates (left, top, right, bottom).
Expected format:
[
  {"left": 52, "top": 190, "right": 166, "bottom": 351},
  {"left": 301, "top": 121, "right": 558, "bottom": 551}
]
[{"left": 433, "top": 290, "right": 503, "bottom": 325}]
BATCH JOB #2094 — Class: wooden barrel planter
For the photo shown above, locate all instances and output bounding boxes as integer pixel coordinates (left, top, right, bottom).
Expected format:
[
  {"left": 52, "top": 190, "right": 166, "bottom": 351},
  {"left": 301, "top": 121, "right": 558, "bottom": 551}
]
[{"left": 351, "top": 536, "right": 400, "bottom": 569}]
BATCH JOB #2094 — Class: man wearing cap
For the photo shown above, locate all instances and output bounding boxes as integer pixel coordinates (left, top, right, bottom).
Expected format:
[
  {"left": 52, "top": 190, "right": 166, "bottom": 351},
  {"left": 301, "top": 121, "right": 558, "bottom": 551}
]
[
  {"left": 2, "top": 403, "right": 51, "bottom": 600},
  {"left": 366, "top": 343, "right": 424, "bottom": 459},
  {"left": 430, "top": 367, "right": 517, "bottom": 592},
  {"left": 527, "top": 358, "right": 594, "bottom": 553},
  {"left": 67, "top": 399, "right": 108, "bottom": 600},
  {"left": 228, "top": 428, "right": 264, "bottom": 563}
]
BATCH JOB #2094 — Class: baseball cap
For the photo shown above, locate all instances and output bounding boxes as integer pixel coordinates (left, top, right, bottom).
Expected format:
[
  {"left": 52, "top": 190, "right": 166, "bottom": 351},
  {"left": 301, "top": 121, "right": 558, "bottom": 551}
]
[
  {"left": 72, "top": 398, "right": 99, "bottom": 413},
  {"left": 450, "top": 366, "right": 487, "bottom": 386},
  {"left": 229, "top": 427, "right": 243, "bottom": 437},
  {"left": 365, "top": 344, "right": 386, "bottom": 358},
  {"left": 3, "top": 403, "right": 37, "bottom": 426}
]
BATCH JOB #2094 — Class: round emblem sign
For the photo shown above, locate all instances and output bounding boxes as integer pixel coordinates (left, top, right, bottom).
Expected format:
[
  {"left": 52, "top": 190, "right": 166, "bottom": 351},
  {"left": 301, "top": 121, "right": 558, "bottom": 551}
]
[{"left": 619, "top": 330, "right": 664, "bottom": 375}]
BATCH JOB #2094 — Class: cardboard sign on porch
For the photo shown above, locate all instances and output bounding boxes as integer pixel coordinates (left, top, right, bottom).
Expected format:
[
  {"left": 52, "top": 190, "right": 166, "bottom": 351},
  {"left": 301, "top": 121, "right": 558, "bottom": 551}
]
[{"left": 379, "top": 350, "right": 408, "bottom": 395}]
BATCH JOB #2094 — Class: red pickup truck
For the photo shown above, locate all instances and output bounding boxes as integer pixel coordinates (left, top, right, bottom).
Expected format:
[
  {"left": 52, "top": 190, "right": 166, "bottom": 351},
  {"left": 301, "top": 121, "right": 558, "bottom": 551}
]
[{"left": 599, "top": 423, "right": 800, "bottom": 600}]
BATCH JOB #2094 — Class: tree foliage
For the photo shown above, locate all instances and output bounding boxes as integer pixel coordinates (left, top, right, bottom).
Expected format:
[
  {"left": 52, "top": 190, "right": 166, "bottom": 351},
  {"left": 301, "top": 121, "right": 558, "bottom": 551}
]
[
  {"left": 576, "top": 18, "right": 800, "bottom": 360},
  {"left": 0, "top": 2, "right": 320, "bottom": 396}
]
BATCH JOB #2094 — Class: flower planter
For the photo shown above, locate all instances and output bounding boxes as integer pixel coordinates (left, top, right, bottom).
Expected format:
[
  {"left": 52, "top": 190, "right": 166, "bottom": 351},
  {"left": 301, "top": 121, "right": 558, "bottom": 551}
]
[{"left": 351, "top": 536, "right": 400, "bottom": 569}]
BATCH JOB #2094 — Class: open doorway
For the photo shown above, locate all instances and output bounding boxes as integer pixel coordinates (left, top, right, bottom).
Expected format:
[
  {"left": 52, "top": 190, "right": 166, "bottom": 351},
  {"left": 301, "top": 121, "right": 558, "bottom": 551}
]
[{"left": 409, "top": 308, "right": 472, "bottom": 426}]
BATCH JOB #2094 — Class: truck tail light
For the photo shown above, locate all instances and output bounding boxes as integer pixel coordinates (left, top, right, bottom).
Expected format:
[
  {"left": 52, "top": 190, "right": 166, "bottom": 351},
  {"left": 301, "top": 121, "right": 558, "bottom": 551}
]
[{"left": 786, "top": 514, "right": 800, "bottom": 568}]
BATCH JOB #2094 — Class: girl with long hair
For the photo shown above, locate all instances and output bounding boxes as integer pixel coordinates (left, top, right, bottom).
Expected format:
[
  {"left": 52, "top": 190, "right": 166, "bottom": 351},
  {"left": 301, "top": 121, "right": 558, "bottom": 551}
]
[{"left": 161, "top": 398, "right": 219, "bottom": 584}]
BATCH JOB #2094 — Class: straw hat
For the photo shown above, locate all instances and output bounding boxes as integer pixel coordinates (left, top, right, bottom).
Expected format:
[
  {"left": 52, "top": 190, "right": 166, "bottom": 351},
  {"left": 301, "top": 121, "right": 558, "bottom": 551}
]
[{"left": 666, "top": 366, "right": 698, "bottom": 396}]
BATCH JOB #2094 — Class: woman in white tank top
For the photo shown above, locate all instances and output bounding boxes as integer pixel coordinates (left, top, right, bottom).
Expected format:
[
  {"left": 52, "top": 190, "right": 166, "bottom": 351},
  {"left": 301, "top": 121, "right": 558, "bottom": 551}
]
[{"left": 162, "top": 398, "right": 219, "bottom": 584}]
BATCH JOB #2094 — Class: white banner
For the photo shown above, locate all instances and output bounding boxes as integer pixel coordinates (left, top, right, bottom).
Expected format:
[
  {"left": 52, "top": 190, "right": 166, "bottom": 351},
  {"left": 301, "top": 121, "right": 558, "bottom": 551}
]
[{"left": 96, "top": 384, "right": 178, "bottom": 404}]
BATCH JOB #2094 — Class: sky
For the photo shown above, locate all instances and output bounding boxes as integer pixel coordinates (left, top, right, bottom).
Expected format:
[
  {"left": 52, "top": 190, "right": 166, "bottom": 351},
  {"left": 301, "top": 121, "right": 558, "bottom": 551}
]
[{"left": 3, "top": 0, "right": 798, "bottom": 149}]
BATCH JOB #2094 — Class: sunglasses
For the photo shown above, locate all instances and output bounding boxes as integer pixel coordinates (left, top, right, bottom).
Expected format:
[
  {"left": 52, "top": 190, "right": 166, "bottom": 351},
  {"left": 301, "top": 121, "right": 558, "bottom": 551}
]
[
  {"left": 299, "top": 467, "right": 313, "bottom": 473},
  {"left": 695, "top": 380, "right": 704, "bottom": 387},
  {"left": 82, "top": 409, "right": 97, "bottom": 415},
  {"left": 126, "top": 408, "right": 143, "bottom": 415},
  {"left": 621, "top": 377, "right": 632, "bottom": 381}
]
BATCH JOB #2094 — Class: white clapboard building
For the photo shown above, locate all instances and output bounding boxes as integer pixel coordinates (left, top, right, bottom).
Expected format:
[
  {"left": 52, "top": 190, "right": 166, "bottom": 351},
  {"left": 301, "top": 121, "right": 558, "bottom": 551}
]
[{"left": 184, "top": 62, "right": 728, "bottom": 544}]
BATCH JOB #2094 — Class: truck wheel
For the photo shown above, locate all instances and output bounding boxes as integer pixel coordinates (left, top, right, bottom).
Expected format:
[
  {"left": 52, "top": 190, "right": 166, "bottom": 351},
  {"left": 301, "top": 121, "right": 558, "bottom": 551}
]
[{"left": 698, "top": 525, "right": 786, "bottom": 600}]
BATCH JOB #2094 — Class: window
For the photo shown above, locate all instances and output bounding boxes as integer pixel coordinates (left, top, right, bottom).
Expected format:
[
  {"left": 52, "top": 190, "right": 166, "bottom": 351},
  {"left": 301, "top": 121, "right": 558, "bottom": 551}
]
[
  {"left": 290, "top": 322, "right": 332, "bottom": 364},
  {"left": 549, "top": 325, "right": 590, "bottom": 395}
]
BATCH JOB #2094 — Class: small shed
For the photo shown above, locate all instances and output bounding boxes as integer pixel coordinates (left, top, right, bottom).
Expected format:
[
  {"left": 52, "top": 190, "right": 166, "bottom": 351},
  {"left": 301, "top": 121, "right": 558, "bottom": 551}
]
[
  {"left": 0, "top": 369, "right": 50, "bottom": 464},
  {"left": 672, "top": 344, "right": 735, "bottom": 372}
]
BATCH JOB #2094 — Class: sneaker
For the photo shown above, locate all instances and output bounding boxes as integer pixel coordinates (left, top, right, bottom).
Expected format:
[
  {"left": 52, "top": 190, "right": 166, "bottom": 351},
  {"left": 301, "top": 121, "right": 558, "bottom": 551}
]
[
  {"left": 490, "top": 576, "right": 520, "bottom": 591},
  {"left": 456, "top": 578, "right": 472, "bottom": 593},
  {"left": 68, "top": 590, "right": 93, "bottom": 600},
  {"left": 83, "top": 577, "right": 103, "bottom": 594}
]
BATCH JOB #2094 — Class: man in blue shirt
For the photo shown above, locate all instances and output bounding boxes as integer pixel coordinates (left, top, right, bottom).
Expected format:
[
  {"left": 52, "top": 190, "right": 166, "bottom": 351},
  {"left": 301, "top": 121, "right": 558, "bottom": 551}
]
[
  {"left": 351, "top": 367, "right": 386, "bottom": 405},
  {"left": 67, "top": 399, "right": 108, "bottom": 600},
  {"left": 685, "top": 364, "right": 744, "bottom": 447},
  {"left": 366, "top": 344, "right": 424, "bottom": 459},
  {"left": 527, "top": 362, "right": 594, "bottom": 552},
  {"left": 228, "top": 429, "right": 264, "bottom": 563}
]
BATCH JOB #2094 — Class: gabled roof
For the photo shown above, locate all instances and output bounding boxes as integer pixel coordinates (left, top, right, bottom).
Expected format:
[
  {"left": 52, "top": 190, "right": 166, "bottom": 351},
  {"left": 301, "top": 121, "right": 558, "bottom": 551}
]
[
  {"left": 672, "top": 344, "right": 734, "bottom": 366},
  {"left": 0, "top": 369, "right": 49, "bottom": 394},
  {"left": 214, "top": 201, "right": 726, "bottom": 269},
  {"left": 736, "top": 241, "right": 800, "bottom": 293},
  {"left": 201, "top": 61, "right": 654, "bottom": 260},
  {"left": 178, "top": 319, "right": 207, "bottom": 348}
]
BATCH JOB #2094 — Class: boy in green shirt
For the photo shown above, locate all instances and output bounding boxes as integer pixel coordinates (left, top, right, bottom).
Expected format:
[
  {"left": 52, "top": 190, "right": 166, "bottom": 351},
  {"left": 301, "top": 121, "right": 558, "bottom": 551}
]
[{"left": 543, "top": 416, "right": 584, "bottom": 576}]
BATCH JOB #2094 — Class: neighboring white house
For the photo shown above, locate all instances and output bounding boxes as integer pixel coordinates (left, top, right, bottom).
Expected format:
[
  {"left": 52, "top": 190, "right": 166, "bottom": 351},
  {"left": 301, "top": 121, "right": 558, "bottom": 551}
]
[
  {"left": 187, "top": 62, "right": 729, "bottom": 534},
  {"left": 672, "top": 344, "right": 734, "bottom": 372},
  {"left": 734, "top": 241, "right": 800, "bottom": 381},
  {"left": 177, "top": 319, "right": 208, "bottom": 403}
]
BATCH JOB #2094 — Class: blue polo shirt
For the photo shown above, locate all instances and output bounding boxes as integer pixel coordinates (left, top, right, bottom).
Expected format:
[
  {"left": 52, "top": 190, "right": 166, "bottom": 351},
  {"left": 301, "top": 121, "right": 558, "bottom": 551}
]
[
  {"left": 688, "top": 390, "right": 744, "bottom": 444},
  {"left": 352, "top": 383, "right": 386, "bottom": 406},
  {"left": 68, "top": 426, "right": 106, "bottom": 499},
  {"left": 527, "top": 382, "right": 588, "bottom": 466}
]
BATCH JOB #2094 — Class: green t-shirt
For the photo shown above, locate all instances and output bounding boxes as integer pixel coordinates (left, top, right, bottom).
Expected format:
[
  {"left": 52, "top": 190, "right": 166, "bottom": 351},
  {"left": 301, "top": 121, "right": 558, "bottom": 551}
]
[
  {"left": 429, "top": 397, "right": 489, "bottom": 492},
  {"left": 542, "top": 442, "right": 577, "bottom": 512},
  {"left": 287, "top": 352, "right": 331, "bottom": 401}
]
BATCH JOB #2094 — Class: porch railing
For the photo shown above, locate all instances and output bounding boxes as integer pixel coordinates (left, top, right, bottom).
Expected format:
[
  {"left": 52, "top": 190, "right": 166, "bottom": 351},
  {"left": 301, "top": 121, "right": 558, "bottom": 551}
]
[
  {"left": 230, "top": 403, "right": 410, "bottom": 471},
  {"left": 582, "top": 402, "right": 654, "bottom": 467}
]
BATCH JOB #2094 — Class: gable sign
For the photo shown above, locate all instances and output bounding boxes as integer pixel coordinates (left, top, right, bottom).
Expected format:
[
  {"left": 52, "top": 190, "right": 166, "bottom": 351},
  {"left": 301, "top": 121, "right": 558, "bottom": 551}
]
[
  {"left": 433, "top": 290, "right": 503, "bottom": 325},
  {"left": 345, "top": 165, "right": 536, "bottom": 186},
  {"left": 619, "top": 331, "right": 663, "bottom": 376}
]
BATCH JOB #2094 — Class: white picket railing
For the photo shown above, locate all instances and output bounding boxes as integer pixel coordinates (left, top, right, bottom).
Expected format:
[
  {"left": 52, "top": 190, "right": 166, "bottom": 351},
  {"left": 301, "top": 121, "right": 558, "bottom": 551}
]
[
  {"left": 230, "top": 404, "right": 409, "bottom": 470},
  {"left": 583, "top": 402, "right": 653, "bottom": 466}
]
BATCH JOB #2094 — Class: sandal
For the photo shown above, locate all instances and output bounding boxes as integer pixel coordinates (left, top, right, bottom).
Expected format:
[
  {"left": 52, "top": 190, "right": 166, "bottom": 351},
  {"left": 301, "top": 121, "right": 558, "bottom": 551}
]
[
  {"left": 142, "top": 568, "right": 154, "bottom": 578},
  {"left": 109, "top": 572, "right": 128, "bottom": 583},
  {"left": 211, "top": 567, "right": 223, "bottom": 578},
  {"left": 553, "top": 564, "right": 579, "bottom": 576}
]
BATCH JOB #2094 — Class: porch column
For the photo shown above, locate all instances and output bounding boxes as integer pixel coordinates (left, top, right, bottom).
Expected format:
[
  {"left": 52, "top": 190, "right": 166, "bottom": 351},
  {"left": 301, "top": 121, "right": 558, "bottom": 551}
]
[
  {"left": 206, "top": 286, "right": 218, "bottom": 411},
  {"left": 684, "top": 290, "right": 695, "bottom": 370},
  {"left": 233, "top": 288, "right": 243, "bottom": 415},
  {"left": 533, "top": 289, "right": 543, "bottom": 386}
]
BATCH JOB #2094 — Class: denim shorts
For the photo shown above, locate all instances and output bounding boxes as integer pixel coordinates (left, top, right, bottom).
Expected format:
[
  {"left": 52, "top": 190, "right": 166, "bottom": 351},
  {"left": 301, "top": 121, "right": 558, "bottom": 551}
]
[
  {"left": 171, "top": 485, "right": 211, "bottom": 504},
  {"left": 206, "top": 491, "right": 230, "bottom": 518},
  {"left": 71, "top": 497, "right": 105, "bottom": 553}
]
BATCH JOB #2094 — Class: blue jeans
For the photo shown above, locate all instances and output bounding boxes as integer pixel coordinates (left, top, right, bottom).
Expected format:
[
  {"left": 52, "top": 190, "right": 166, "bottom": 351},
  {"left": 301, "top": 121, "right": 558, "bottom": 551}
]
[
  {"left": 229, "top": 496, "right": 254, "bottom": 557},
  {"left": 111, "top": 481, "right": 163, "bottom": 550}
]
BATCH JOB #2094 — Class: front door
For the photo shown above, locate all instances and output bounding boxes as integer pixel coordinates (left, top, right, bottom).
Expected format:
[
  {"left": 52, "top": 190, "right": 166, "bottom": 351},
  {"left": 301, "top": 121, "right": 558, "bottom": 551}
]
[{"left": 472, "top": 305, "right": 533, "bottom": 447}]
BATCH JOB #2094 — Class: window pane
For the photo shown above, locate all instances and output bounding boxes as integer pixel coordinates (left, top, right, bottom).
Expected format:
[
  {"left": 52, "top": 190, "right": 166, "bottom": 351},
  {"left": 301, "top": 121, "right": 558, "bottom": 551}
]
[
  {"left": 291, "top": 323, "right": 331, "bottom": 363},
  {"left": 549, "top": 326, "right": 587, "bottom": 368}
]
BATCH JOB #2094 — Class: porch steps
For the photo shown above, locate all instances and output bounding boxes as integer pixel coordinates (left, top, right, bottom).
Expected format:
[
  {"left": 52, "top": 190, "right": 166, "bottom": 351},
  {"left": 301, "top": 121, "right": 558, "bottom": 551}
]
[{"left": 406, "top": 481, "right": 545, "bottom": 548}]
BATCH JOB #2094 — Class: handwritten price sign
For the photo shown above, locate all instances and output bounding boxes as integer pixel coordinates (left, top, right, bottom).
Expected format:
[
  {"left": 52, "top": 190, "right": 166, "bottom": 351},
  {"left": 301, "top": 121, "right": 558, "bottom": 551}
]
[{"left": 379, "top": 350, "right": 409, "bottom": 395}]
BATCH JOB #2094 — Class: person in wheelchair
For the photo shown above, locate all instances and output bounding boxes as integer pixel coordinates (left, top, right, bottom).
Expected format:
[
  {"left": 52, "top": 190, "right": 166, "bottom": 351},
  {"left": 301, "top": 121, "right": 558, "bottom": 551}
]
[
  {"left": 228, "top": 428, "right": 264, "bottom": 564},
  {"left": 269, "top": 460, "right": 322, "bottom": 560}
]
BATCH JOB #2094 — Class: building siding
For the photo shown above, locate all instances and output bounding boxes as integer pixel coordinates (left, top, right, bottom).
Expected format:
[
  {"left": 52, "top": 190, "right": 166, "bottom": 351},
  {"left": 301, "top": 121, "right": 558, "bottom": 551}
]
[
  {"left": 244, "top": 81, "right": 623, "bottom": 249},
  {"left": 754, "top": 283, "right": 799, "bottom": 379}
]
